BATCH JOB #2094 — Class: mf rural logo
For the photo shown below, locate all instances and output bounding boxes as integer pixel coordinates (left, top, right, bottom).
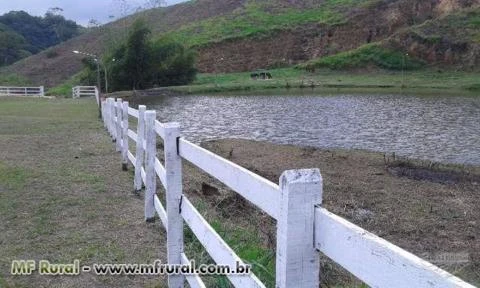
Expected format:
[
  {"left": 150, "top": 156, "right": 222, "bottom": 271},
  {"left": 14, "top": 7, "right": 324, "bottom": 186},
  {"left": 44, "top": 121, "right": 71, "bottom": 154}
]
[{"left": 11, "top": 260, "right": 82, "bottom": 275}]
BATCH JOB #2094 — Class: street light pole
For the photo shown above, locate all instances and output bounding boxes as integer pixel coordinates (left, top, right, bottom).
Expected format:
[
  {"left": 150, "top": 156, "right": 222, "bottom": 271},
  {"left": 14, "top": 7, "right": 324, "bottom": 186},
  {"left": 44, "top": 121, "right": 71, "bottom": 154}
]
[
  {"left": 95, "top": 59, "right": 101, "bottom": 93},
  {"left": 73, "top": 50, "right": 103, "bottom": 118},
  {"left": 73, "top": 50, "right": 108, "bottom": 93},
  {"left": 104, "top": 65, "right": 108, "bottom": 94}
]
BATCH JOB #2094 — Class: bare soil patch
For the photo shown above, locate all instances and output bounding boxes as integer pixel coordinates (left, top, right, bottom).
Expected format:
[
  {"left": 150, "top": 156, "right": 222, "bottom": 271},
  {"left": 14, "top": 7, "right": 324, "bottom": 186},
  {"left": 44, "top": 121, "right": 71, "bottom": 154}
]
[{"left": 193, "top": 139, "right": 480, "bottom": 286}]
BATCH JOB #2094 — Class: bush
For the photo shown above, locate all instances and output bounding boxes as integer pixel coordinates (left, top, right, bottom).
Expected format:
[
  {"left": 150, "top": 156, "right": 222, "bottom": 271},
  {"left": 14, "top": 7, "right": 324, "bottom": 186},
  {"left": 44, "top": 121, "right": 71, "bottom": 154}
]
[{"left": 45, "top": 50, "right": 59, "bottom": 58}]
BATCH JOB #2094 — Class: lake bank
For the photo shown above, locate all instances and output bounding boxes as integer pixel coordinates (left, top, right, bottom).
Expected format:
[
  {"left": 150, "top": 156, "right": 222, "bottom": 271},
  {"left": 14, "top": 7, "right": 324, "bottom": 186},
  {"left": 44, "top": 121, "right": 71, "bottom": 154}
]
[
  {"left": 49, "top": 67, "right": 480, "bottom": 99},
  {"left": 169, "top": 68, "right": 480, "bottom": 95},
  {"left": 192, "top": 138, "right": 479, "bottom": 286}
]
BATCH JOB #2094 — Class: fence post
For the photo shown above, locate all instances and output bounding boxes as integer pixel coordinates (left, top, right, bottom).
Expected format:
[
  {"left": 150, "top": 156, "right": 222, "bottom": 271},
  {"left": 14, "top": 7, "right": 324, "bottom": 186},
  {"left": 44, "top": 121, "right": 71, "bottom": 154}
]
[
  {"left": 106, "top": 98, "right": 113, "bottom": 136},
  {"left": 115, "top": 98, "right": 123, "bottom": 152},
  {"left": 110, "top": 98, "right": 116, "bottom": 141},
  {"left": 134, "top": 105, "right": 146, "bottom": 193},
  {"left": 144, "top": 110, "right": 156, "bottom": 222},
  {"left": 164, "top": 122, "right": 185, "bottom": 288},
  {"left": 102, "top": 100, "right": 108, "bottom": 129},
  {"left": 122, "top": 101, "right": 129, "bottom": 171},
  {"left": 7, "top": 87, "right": 10, "bottom": 96},
  {"left": 39, "top": 86, "right": 44, "bottom": 97},
  {"left": 276, "top": 169, "right": 322, "bottom": 288},
  {"left": 95, "top": 86, "right": 100, "bottom": 106}
]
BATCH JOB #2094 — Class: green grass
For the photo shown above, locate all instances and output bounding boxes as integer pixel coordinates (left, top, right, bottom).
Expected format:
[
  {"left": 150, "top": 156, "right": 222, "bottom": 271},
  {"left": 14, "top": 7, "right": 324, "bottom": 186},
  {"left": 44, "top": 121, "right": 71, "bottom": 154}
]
[
  {"left": 406, "top": 7, "right": 480, "bottom": 44},
  {"left": 0, "top": 73, "right": 31, "bottom": 86},
  {"left": 169, "top": 66, "right": 480, "bottom": 95},
  {"left": 180, "top": 197, "right": 275, "bottom": 287},
  {"left": 301, "top": 43, "right": 425, "bottom": 70},
  {"left": 47, "top": 72, "right": 84, "bottom": 98},
  {"left": 162, "top": 0, "right": 373, "bottom": 47},
  {"left": 0, "top": 163, "right": 27, "bottom": 190}
]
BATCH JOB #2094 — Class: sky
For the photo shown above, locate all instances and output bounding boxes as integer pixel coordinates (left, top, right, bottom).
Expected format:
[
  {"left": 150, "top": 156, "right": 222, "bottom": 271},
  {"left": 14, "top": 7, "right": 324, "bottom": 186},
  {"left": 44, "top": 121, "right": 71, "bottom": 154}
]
[{"left": 0, "top": 0, "right": 188, "bottom": 26}]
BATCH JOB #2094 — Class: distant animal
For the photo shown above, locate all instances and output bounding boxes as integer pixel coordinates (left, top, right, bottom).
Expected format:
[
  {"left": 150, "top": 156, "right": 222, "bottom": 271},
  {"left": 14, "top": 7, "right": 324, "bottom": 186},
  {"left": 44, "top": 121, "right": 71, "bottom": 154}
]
[{"left": 251, "top": 70, "right": 272, "bottom": 80}]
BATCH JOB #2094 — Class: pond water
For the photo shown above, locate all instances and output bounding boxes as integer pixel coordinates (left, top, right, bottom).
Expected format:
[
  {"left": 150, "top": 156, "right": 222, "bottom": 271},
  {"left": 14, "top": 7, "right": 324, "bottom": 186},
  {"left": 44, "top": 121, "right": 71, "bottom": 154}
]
[{"left": 139, "top": 91, "right": 480, "bottom": 165}]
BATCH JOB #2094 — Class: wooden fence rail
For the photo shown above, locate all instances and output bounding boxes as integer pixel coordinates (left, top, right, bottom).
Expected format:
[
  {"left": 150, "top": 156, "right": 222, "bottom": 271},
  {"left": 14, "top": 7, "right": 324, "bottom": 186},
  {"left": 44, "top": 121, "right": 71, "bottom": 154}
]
[
  {"left": 101, "top": 97, "right": 475, "bottom": 288},
  {"left": 72, "top": 86, "right": 99, "bottom": 105},
  {"left": 0, "top": 86, "right": 44, "bottom": 96}
]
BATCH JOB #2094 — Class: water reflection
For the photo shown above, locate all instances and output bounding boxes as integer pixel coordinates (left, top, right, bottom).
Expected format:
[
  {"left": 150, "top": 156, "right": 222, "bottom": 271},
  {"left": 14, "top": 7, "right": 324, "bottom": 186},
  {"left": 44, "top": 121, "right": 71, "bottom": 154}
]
[{"left": 140, "top": 93, "right": 480, "bottom": 165}]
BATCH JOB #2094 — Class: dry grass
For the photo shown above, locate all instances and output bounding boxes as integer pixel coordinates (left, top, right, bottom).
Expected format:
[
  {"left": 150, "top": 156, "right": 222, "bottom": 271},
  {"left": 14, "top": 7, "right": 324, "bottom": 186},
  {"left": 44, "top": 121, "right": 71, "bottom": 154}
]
[
  {"left": 195, "top": 139, "right": 480, "bottom": 287},
  {"left": 0, "top": 97, "right": 167, "bottom": 288}
]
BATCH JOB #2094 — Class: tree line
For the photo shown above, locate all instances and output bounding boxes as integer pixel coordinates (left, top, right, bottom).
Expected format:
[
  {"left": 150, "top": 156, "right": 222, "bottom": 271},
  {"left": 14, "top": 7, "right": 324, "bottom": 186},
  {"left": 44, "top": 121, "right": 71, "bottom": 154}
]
[
  {"left": 0, "top": 10, "right": 81, "bottom": 66},
  {"left": 81, "top": 19, "right": 197, "bottom": 92}
]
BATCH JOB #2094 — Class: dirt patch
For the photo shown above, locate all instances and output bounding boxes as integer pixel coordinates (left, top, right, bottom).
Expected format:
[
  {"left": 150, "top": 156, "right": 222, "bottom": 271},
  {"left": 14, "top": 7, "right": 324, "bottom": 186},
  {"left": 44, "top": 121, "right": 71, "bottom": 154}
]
[
  {"left": 387, "top": 162, "right": 480, "bottom": 185},
  {"left": 194, "top": 139, "right": 480, "bottom": 286}
]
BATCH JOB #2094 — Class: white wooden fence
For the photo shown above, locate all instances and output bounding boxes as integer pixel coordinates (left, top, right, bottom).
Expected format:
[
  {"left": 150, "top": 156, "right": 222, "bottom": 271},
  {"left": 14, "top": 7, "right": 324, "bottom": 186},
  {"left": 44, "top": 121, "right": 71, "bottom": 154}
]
[
  {"left": 72, "top": 86, "right": 98, "bottom": 99},
  {"left": 0, "top": 86, "right": 44, "bottom": 97},
  {"left": 101, "top": 97, "right": 475, "bottom": 288}
]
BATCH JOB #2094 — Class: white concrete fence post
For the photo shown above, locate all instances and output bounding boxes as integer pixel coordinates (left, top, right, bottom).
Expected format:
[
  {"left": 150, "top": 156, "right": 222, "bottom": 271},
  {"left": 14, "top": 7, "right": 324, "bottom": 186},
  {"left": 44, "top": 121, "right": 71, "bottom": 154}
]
[
  {"left": 95, "top": 86, "right": 100, "bottom": 106},
  {"left": 122, "top": 101, "right": 129, "bottom": 171},
  {"left": 106, "top": 98, "right": 113, "bottom": 136},
  {"left": 39, "top": 86, "right": 44, "bottom": 97},
  {"left": 164, "top": 122, "right": 185, "bottom": 288},
  {"left": 104, "top": 99, "right": 109, "bottom": 131},
  {"left": 102, "top": 100, "right": 107, "bottom": 129},
  {"left": 110, "top": 98, "right": 116, "bottom": 141},
  {"left": 144, "top": 110, "right": 157, "bottom": 223},
  {"left": 276, "top": 169, "right": 323, "bottom": 288},
  {"left": 115, "top": 98, "right": 123, "bottom": 152},
  {"left": 134, "top": 105, "right": 146, "bottom": 193}
]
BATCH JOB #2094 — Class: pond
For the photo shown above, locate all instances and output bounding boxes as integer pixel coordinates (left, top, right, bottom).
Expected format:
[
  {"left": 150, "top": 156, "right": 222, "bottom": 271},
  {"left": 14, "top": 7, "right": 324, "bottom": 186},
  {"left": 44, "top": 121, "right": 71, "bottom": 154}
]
[{"left": 139, "top": 91, "right": 480, "bottom": 165}]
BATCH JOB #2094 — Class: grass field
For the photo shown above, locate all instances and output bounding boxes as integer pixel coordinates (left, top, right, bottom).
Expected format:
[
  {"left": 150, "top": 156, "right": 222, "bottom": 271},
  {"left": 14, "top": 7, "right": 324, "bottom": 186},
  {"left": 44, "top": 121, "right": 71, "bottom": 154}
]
[
  {"left": 0, "top": 97, "right": 167, "bottom": 288},
  {"left": 170, "top": 67, "right": 480, "bottom": 95}
]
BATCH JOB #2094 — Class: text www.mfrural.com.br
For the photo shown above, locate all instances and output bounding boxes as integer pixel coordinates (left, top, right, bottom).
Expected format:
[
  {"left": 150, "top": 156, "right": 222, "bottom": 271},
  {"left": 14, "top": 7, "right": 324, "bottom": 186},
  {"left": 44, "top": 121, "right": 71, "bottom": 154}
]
[{"left": 11, "top": 260, "right": 251, "bottom": 276}]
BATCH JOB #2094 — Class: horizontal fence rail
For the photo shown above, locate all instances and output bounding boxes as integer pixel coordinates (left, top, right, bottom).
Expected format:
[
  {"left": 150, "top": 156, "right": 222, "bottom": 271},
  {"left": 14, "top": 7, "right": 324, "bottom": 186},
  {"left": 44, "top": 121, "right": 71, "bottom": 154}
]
[
  {"left": 0, "top": 86, "right": 44, "bottom": 97},
  {"left": 72, "top": 86, "right": 99, "bottom": 104},
  {"left": 314, "top": 207, "right": 473, "bottom": 288},
  {"left": 101, "top": 97, "right": 475, "bottom": 288},
  {"left": 178, "top": 138, "right": 280, "bottom": 219}
]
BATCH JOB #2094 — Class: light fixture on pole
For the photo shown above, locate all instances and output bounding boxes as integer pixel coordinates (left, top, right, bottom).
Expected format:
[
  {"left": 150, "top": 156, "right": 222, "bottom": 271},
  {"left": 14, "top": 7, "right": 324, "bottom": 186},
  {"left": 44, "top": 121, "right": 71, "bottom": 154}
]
[
  {"left": 73, "top": 50, "right": 105, "bottom": 118},
  {"left": 73, "top": 50, "right": 104, "bottom": 93}
]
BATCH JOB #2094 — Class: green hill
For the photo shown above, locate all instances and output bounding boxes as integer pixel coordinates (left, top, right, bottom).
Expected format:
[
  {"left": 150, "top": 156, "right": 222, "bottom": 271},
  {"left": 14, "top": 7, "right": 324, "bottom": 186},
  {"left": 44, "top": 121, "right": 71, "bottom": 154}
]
[
  {"left": 0, "top": 11, "right": 81, "bottom": 67},
  {"left": 1, "top": 0, "right": 479, "bottom": 88}
]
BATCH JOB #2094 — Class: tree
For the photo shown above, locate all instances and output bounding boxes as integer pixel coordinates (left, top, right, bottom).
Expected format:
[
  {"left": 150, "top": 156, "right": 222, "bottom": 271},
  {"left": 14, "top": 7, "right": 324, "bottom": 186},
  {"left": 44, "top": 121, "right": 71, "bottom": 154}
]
[
  {"left": 0, "top": 24, "right": 30, "bottom": 66},
  {"left": 102, "top": 18, "right": 196, "bottom": 92},
  {"left": 0, "top": 10, "right": 80, "bottom": 56},
  {"left": 87, "top": 19, "right": 102, "bottom": 28},
  {"left": 144, "top": 0, "right": 166, "bottom": 9},
  {"left": 151, "top": 40, "right": 196, "bottom": 86},
  {"left": 124, "top": 19, "right": 152, "bottom": 89}
]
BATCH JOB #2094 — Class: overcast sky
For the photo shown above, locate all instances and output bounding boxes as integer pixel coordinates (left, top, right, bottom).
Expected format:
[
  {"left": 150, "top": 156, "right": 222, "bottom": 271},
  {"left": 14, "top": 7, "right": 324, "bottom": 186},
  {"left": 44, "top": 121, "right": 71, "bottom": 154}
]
[{"left": 0, "top": 0, "right": 188, "bottom": 26}]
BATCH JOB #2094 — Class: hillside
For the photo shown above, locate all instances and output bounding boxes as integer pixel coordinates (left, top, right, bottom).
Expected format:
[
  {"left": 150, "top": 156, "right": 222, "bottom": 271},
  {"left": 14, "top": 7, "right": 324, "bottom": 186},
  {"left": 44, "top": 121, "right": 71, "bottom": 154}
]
[{"left": 1, "top": 0, "right": 479, "bottom": 87}]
